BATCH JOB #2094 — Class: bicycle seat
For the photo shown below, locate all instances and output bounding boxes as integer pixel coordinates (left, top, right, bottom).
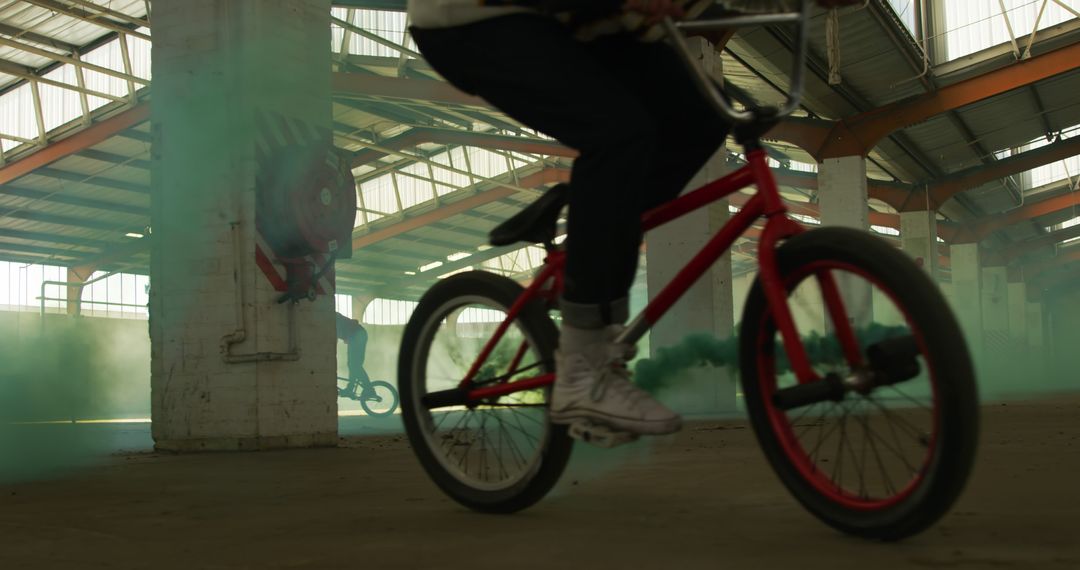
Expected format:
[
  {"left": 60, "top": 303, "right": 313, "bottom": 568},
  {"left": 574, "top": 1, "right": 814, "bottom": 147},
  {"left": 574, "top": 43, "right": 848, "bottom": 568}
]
[{"left": 489, "top": 184, "right": 569, "bottom": 247}]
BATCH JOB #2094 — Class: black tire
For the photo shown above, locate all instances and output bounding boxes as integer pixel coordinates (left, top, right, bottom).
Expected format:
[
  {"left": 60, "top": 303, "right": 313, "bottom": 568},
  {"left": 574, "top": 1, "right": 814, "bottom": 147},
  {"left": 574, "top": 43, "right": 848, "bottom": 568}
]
[
  {"left": 360, "top": 381, "right": 399, "bottom": 417},
  {"left": 398, "top": 271, "right": 573, "bottom": 513},
  {"left": 739, "top": 227, "right": 979, "bottom": 541}
]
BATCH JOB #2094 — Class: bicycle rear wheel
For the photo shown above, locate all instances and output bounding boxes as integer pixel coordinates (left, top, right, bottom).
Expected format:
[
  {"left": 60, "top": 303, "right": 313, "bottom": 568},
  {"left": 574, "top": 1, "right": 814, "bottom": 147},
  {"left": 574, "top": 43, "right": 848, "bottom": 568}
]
[
  {"left": 360, "top": 381, "right": 399, "bottom": 417},
  {"left": 740, "top": 227, "right": 979, "bottom": 540},
  {"left": 398, "top": 271, "right": 572, "bottom": 513}
]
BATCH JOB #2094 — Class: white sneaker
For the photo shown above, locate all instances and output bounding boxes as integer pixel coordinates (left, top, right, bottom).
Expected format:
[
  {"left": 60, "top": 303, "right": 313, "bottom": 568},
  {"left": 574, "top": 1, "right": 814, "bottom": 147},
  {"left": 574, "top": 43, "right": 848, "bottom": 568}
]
[{"left": 550, "top": 325, "right": 682, "bottom": 436}]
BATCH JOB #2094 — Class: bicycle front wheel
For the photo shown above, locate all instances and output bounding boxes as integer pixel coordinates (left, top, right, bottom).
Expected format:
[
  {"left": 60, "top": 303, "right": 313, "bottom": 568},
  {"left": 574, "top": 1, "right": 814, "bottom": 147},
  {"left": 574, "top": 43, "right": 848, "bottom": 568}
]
[
  {"left": 398, "top": 271, "right": 572, "bottom": 513},
  {"left": 740, "top": 227, "right": 979, "bottom": 541}
]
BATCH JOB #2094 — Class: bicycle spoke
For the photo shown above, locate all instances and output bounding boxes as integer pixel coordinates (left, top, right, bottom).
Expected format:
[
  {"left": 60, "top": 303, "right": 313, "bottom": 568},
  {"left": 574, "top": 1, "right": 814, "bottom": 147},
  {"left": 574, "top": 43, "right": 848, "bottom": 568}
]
[
  {"left": 864, "top": 395, "right": 929, "bottom": 444},
  {"left": 854, "top": 407, "right": 897, "bottom": 497}
]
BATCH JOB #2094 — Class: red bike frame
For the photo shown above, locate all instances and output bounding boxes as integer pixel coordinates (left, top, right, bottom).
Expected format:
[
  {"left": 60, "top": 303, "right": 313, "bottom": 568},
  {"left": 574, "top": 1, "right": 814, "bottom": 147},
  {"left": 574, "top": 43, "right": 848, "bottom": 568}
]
[{"left": 453, "top": 147, "right": 863, "bottom": 406}]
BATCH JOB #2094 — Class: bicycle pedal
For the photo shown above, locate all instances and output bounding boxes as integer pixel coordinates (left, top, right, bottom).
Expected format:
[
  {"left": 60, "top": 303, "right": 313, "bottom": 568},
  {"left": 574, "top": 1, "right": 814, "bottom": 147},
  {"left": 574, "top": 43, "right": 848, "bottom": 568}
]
[{"left": 567, "top": 420, "right": 639, "bottom": 449}]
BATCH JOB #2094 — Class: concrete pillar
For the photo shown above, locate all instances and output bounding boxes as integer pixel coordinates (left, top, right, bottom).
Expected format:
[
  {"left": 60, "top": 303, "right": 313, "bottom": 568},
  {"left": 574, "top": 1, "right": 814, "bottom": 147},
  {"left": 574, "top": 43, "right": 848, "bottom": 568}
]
[
  {"left": 65, "top": 268, "right": 87, "bottom": 317},
  {"left": 949, "top": 243, "right": 983, "bottom": 356},
  {"left": 1026, "top": 300, "right": 1046, "bottom": 381},
  {"left": 149, "top": 0, "right": 337, "bottom": 451},
  {"left": 350, "top": 294, "right": 375, "bottom": 323},
  {"left": 818, "top": 155, "right": 871, "bottom": 327},
  {"left": 1007, "top": 281, "right": 1027, "bottom": 345},
  {"left": 818, "top": 156, "right": 868, "bottom": 229},
  {"left": 980, "top": 266, "right": 1010, "bottom": 371},
  {"left": 644, "top": 37, "right": 734, "bottom": 415},
  {"left": 900, "top": 210, "right": 938, "bottom": 279}
]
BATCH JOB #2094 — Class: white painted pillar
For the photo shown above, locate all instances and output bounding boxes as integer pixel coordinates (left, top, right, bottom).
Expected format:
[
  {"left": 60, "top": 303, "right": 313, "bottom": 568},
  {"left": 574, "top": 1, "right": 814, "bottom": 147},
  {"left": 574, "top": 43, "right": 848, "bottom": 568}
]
[
  {"left": 900, "top": 210, "right": 939, "bottom": 279},
  {"left": 150, "top": 0, "right": 337, "bottom": 451},
  {"left": 644, "top": 37, "right": 734, "bottom": 415},
  {"left": 1007, "top": 281, "right": 1028, "bottom": 345},
  {"left": 980, "top": 266, "right": 1010, "bottom": 368},
  {"left": 818, "top": 156, "right": 869, "bottom": 230},
  {"left": 1026, "top": 300, "right": 1045, "bottom": 381},
  {"left": 949, "top": 243, "right": 983, "bottom": 357},
  {"left": 350, "top": 294, "right": 375, "bottom": 323},
  {"left": 1026, "top": 301, "right": 1044, "bottom": 352},
  {"left": 818, "top": 156, "right": 871, "bottom": 327}
]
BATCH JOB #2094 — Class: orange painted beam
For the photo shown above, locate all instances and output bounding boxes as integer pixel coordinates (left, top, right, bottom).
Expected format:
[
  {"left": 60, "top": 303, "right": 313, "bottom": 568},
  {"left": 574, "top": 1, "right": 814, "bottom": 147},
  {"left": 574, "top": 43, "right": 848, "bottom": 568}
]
[
  {"left": 1024, "top": 246, "right": 1080, "bottom": 278},
  {"left": 351, "top": 128, "right": 576, "bottom": 169},
  {"left": 351, "top": 167, "right": 569, "bottom": 251},
  {"left": 335, "top": 41, "right": 1080, "bottom": 163},
  {"left": 1001, "top": 224, "right": 1080, "bottom": 262},
  {"left": 817, "top": 41, "right": 1080, "bottom": 159},
  {"left": 924, "top": 135, "right": 1080, "bottom": 211},
  {"left": 959, "top": 191, "right": 1080, "bottom": 243},
  {"left": 1030, "top": 261, "right": 1080, "bottom": 298},
  {"left": 332, "top": 73, "right": 488, "bottom": 108},
  {"left": 0, "top": 102, "right": 150, "bottom": 186}
]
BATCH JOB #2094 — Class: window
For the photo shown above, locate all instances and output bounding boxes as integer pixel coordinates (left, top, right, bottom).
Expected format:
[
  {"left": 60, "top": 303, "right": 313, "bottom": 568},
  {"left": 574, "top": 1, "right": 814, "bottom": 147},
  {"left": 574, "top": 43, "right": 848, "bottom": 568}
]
[
  {"left": 80, "top": 271, "right": 150, "bottom": 319},
  {"left": 996, "top": 124, "right": 1080, "bottom": 193},
  {"left": 362, "top": 298, "right": 418, "bottom": 325},
  {"left": 886, "top": 0, "right": 918, "bottom": 37},
  {"left": 335, "top": 294, "right": 354, "bottom": 318},
  {"left": 940, "top": 1, "right": 1078, "bottom": 62},
  {"left": 0, "top": 261, "right": 67, "bottom": 312}
]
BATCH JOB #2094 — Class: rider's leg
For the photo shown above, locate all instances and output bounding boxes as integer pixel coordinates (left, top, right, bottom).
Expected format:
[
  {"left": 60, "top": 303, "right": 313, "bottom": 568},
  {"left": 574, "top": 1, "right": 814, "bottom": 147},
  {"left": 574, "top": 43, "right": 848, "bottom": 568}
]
[
  {"left": 411, "top": 17, "right": 704, "bottom": 435},
  {"left": 551, "top": 36, "right": 729, "bottom": 436}
]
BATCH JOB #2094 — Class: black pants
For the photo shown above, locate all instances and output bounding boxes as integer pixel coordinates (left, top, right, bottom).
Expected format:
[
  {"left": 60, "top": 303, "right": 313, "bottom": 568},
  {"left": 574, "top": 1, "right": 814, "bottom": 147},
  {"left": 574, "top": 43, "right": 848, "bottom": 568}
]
[{"left": 412, "top": 15, "right": 730, "bottom": 324}]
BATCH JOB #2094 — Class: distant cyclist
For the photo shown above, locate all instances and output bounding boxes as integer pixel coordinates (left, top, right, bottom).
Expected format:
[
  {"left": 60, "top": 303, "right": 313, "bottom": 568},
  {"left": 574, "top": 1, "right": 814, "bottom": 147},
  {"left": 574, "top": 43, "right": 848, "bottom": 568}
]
[{"left": 336, "top": 312, "right": 371, "bottom": 389}]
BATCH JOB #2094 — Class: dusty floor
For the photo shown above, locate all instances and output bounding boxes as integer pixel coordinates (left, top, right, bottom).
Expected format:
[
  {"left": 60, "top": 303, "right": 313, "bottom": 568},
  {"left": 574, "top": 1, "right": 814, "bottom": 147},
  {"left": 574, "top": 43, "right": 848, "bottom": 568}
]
[{"left": 1, "top": 396, "right": 1078, "bottom": 570}]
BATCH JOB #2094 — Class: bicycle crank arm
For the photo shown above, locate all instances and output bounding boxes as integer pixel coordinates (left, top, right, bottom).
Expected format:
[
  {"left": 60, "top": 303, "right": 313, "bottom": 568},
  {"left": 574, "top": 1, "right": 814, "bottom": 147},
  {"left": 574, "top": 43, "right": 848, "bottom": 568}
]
[
  {"left": 422, "top": 388, "right": 469, "bottom": 410},
  {"left": 772, "top": 375, "right": 846, "bottom": 411},
  {"left": 423, "top": 374, "right": 556, "bottom": 410}
]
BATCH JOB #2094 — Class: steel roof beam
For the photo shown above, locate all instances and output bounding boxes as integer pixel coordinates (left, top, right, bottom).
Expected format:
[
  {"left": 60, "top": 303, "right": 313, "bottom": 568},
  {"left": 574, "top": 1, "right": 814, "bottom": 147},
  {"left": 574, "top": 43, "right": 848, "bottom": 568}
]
[
  {"left": 0, "top": 204, "right": 140, "bottom": 233},
  {"left": 927, "top": 134, "right": 1080, "bottom": 211},
  {"left": 766, "top": 40, "right": 1080, "bottom": 160},
  {"left": 20, "top": 0, "right": 151, "bottom": 41},
  {"left": 0, "top": 23, "right": 78, "bottom": 53},
  {"left": 1024, "top": 245, "right": 1080, "bottom": 278},
  {"left": 0, "top": 240, "right": 92, "bottom": 258},
  {"left": 959, "top": 190, "right": 1080, "bottom": 243},
  {"left": 76, "top": 148, "right": 151, "bottom": 170},
  {"left": 0, "top": 102, "right": 149, "bottom": 185},
  {"left": 1001, "top": 223, "right": 1080, "bottom": 262},
  {"left": 1, "top": 184, "right": 148, "bottom": 216},
  {"left": 352, "top": 167, "right": 569, "bottom": 251},
  {"left": 0, "top": 227, "right": 116, "bottom": 249},
  {"left": 32, "top": 166, "right": 148, "bottom": 194}
]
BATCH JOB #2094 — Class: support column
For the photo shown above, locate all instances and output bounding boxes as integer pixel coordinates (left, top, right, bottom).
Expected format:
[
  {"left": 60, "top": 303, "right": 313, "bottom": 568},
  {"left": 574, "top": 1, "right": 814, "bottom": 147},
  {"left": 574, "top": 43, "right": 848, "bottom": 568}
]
[
  {"left": 350, "top": 294, "right": 375, "bottom": 323},
  {"left": 818, "top": 156, "right": 871, "bottom": 327},
  {"left": 1007, "top": 280, "right": 1027, "bottom": 346},
  {"left": 949, "top": 243, "right": 983, "bottom": 357},
  {"left": 900, "top": 210, "right": 939, "bottom": 279},
  {"left": 65, "top": 267, "right": 89, "bottom": 317},
  {"left": 1026, "top": 299, "right": 1045, "bottom": 381},
  {"left": 644, "top": 37, "right": 734, "bottom": 415},
  {"left": 818, "top": 156, "right": 869, "bottom": 229},
  {"left": 150, "top": 0, "right": 337, "bottom": 451},
  {"left": 980, "top": 265, "right": 1010, "bottom": 374}
]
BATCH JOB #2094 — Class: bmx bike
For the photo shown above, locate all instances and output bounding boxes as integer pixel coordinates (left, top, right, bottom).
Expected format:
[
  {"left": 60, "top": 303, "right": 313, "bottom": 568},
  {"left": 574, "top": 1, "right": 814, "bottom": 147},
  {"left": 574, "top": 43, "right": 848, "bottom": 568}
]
[
  {"left": 337, "top": 375, "right": 400, "bottom": 417},
  {"left": 397, "top": 3, "right": 978, "bottom": 541}
]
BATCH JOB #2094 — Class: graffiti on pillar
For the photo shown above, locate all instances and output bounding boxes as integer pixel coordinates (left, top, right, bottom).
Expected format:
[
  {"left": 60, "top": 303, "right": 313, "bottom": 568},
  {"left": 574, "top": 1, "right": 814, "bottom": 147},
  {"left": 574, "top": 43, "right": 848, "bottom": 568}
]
[{"left": 253, "top": 109, "right": 356, "bottom": 300}]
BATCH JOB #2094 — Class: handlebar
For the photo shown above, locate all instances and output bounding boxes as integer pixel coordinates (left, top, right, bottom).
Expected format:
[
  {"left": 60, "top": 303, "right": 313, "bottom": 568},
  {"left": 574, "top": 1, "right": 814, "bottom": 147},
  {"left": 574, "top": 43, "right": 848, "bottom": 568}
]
[{"left": 663, "top": 0, "right": 811, "bottom": 125}]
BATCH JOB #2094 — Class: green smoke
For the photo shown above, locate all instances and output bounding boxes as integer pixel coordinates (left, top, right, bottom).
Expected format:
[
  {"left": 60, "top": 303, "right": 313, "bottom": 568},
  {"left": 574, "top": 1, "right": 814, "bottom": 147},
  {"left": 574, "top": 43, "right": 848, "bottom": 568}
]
[
  {"left": 0, "top": 314, "right": 150, "bottom": 482},
  {"left": 633, "top": 323, "right": 911, "bottom": 395}
]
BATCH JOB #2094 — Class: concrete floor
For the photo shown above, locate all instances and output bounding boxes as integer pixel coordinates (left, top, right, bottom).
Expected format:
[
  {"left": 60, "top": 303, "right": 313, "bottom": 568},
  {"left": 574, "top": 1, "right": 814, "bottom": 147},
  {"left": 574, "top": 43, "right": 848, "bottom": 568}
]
[{"left": 1, "top": 396, "right": 1078, "bottom": 570}]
